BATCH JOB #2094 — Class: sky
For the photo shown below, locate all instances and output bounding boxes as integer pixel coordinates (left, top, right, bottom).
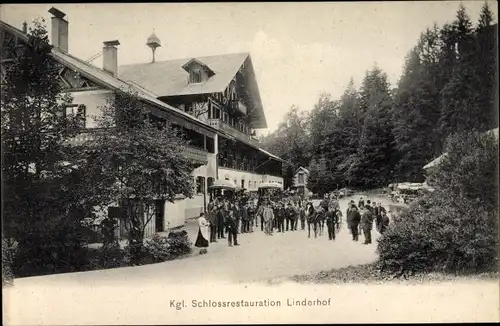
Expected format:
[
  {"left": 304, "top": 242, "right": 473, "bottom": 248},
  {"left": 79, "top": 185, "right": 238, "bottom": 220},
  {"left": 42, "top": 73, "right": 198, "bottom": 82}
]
[{"left": 1, "top": 2, "right": 497, "bottom": 134}]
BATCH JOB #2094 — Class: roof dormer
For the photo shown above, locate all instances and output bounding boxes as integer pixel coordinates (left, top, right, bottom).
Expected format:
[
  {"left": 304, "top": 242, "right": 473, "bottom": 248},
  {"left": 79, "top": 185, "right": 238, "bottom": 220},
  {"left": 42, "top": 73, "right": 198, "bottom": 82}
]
[{"left": 182, "top": 58, "right": 215, "bottom": 84}]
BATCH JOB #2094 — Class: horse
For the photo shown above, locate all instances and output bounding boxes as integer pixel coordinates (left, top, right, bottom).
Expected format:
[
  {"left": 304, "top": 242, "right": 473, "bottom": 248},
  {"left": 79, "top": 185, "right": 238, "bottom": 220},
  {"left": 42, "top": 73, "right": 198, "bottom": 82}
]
[
  {"left": 316, "top": 207, "right": 326, "bottom": 236},
  {"left": 305, "top": 202, "right": 323, "bottom": 238}
]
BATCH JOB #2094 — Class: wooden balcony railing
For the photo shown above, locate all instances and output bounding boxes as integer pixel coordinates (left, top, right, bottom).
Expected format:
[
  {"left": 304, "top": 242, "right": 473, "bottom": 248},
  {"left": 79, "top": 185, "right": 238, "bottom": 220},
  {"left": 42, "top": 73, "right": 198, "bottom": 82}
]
[
  {"left": 208, "top": 119, "right": 258, "bottom": 146},
  {"left": 67, "top": 132, "right": 208, "bottom": 165}
]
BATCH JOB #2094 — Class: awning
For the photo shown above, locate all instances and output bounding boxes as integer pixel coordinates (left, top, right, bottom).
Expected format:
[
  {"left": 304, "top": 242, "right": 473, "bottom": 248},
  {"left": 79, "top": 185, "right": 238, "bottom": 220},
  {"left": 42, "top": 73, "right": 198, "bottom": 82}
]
[
  {"left": 423, "top": 153, "right": 448, "bottom": 170},
  {"left": 258, "top": 147, "right": 287, "bottom": 163}
]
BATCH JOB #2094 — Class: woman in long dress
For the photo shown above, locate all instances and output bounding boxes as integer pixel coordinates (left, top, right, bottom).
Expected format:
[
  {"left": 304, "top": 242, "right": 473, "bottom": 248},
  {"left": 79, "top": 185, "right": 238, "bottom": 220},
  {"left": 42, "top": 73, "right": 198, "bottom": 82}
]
[{"left": 195, "top": 213, "right": 210, "bottom": 254}]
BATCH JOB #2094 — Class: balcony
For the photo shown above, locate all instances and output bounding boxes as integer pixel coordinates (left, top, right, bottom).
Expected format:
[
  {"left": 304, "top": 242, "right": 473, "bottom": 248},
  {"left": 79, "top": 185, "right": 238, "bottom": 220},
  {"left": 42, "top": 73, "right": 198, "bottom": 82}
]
[
  {"left": 183, "top": 145, "right": 209, "bottom": 164},
  {"left": 208, "top": 119, "right": 258, "bottom": 146},
  {"left": 67, "top": 132, "right": 208, "bottom": 165}
]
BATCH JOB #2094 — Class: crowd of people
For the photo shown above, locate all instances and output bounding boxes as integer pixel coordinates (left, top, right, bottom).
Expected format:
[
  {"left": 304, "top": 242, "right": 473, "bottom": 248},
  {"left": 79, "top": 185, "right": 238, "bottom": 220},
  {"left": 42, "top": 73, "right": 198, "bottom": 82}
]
[
  {"left": 194, "top": 193, "right": 390, "bottom": 254},
  {"left": 345, "top": 197, "right": 390, "bottom": 244}
]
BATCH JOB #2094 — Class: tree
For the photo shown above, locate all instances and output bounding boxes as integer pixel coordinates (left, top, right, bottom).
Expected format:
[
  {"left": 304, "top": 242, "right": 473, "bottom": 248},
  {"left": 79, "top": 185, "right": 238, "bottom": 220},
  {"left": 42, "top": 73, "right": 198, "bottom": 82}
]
[
  {"left": 392, "top": 28, "right": 442, "bottom": 182},
  {"left": 345, "top": 66, "right": 395, "bottom": 188},
  {"left": 82, "top": 90, "right": 199, "bottom": 265},
  {"left": 439, "top": 5, "right": 480, "bottom": 138},
  {"left": 309, "top": 92, "right": 339, "bottom": 154},
  {"left": 1, "top": 20, "right": 92, "bottom": 276},
  {"left": 260, "top": 105, "right": 311, "bottom": 169}
]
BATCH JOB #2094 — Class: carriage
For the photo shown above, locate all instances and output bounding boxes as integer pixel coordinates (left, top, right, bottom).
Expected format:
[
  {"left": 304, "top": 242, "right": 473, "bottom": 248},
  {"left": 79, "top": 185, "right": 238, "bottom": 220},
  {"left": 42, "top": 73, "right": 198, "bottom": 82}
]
[
  {"left": 257, "top": 182, "right": 283, "bottom": 206},
  {"left": 208, "top": 179, "right": 236, "bottom": 202}
]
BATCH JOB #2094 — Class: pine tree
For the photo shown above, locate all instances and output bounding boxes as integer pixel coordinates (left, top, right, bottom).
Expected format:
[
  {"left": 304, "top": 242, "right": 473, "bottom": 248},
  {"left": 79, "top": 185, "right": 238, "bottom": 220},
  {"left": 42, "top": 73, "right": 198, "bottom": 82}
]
[
  {"left": 393, "top": 28, "right": 443, "bottom": 181},
  {"left": 347, "top": 66, "right": 395, "bottom": 188},
  {"left": 439, "top": 4, "right": 480, "bottom": 138}
]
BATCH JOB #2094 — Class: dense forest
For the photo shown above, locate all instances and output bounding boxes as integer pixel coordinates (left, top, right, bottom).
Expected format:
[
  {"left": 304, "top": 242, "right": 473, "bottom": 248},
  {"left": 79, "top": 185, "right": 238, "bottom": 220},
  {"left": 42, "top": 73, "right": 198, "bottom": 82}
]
[{"left": 260, "top": 3, "right": 498, "bottom": 195}]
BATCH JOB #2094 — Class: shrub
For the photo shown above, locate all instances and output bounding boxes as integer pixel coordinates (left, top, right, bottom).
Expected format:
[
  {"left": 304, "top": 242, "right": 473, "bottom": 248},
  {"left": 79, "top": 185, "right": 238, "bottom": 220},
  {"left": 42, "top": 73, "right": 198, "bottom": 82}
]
[
  {"left": 377, "top": 131, "right": 498, "bottom": 274},
  {"left": 166, "top": 230, "right": 192, "bottom": 259},
  {"left": 88, "top": 241, "right": 127, "bottom": 270},
  {"left": 2, "top": 239, "right": 15, "bottom": 286},
  {"left": 13, "top": 220, "right": 90, "bottom": 277},
  {"left": 144, "top": 234, "right": 170, "bottom": 263}
]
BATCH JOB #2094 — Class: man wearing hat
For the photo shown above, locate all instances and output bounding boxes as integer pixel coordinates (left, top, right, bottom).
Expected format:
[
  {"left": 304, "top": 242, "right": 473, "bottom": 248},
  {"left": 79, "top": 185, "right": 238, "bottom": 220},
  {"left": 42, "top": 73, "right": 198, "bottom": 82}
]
[
  {"left": 207, "top": 199, "right": 218, "bottom": 243},
  {"left": 346, "top": 202, "right": 361, "bottom": 241},
  {"left": 216, "top": 198, "right": 226, "bottom": 240},
  {"left": 360, "top": 205, "right": 374, "bottom": 244}
]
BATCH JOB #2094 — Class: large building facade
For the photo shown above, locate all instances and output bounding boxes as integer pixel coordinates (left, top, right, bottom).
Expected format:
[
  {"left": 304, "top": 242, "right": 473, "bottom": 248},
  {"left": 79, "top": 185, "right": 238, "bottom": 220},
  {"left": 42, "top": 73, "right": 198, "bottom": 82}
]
[{"left": 1, "top": 8, "right": 284, "bottom": 237}]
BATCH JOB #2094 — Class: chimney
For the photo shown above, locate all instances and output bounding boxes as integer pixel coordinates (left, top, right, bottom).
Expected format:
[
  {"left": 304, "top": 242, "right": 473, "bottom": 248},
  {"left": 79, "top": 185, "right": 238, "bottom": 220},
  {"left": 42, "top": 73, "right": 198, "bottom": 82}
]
[
  {"left": 48, "top": 7, "right": 69, "bottom": 52},
  {"left": 102, "top": 40, "right": 120, "bottom": 77},
  {"left": 22, "top": 22, "right": 27, "bottom": 34}
]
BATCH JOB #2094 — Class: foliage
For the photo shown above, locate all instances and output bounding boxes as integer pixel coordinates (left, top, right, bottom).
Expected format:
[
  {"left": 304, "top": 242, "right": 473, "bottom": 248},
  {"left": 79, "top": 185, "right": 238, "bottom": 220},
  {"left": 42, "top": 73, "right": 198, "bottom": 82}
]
[
  {"left": 87, "top": 242, "right": 127, "bottom": 270},
  {"left": 1, "top": 20, "right": 98, "bottom": 277},
  {"left": 166, "top": 230, "right": 193, "bottom": 259},
  {"left": 2, "top": 239, "right": 15, "bottom": 286},
  {"left": 377, "top": 131, "right": 498, "bottom": 274},
  {"left": 81, "top": 90, "right": 199, "bottom": 265},
  {"left": 260, "top": 105, "right": 311, "bottom": 171},
  {"left": 143, "top": 234, "right": 171, "bottom": 263},
  {"left": 261, "top": 3, "right": 497, "bottom": 190}
]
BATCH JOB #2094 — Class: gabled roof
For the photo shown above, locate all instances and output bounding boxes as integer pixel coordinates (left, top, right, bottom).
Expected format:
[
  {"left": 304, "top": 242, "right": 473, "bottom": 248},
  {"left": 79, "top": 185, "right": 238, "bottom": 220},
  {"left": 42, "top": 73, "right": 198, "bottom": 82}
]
[
  {"left": 182, "top": 58, "right": 215, "bottom": 77},
  {"left": 423, "top": 127, "right": 499, "bottom": 170},
  {"left": 118, "top": 52, "right": 249, "bottom": 97},
  {"left": 118, "top": 52, "right": 268, "bottom": 129},
  {"left": 0, "top": 19, "right": 218, "bottom": 135},
  {"left": 296, "top": 166, "right": 309, "bottom": 174},
  {"left": 0, "top": 19, "right": 278, "bottom": 158}
]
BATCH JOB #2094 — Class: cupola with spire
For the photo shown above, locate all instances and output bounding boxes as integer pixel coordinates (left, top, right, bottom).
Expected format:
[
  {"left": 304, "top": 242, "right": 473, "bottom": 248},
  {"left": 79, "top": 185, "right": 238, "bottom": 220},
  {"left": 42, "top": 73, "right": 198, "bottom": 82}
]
[{"left": 146, "top": 30, "right": 161, "bottom": 63}]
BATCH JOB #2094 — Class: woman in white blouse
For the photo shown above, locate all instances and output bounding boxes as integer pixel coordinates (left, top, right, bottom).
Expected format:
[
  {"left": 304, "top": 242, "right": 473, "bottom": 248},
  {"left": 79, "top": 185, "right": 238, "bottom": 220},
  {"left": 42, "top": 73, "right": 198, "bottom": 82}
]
[{"left": 194, "top": 213, "right": 210, "bottom": 254}]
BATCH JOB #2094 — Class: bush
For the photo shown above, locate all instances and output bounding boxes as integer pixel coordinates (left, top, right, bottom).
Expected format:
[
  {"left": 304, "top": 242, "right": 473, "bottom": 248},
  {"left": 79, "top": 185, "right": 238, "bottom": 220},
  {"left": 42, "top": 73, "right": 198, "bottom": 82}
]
[
  {"left": 88, "top": 241, "right": 127, "bottom": 270},
  {"left": 2, "top": 239, "right": 15, "bottom": 286},
  {"left": 377, "top": 131, "right": 499, "bottom": 274},
  {"left": 144, "top": 234, "right": 170, "bottom": 263},
  {"left": 13, "top": 220, "right": 90, "bottom": 277},
  {"left": 166, "top": 230, "right": 192, "bottom": 259},
  {"left": 122, "top": 230, "right": 192, "bottom": 266}
]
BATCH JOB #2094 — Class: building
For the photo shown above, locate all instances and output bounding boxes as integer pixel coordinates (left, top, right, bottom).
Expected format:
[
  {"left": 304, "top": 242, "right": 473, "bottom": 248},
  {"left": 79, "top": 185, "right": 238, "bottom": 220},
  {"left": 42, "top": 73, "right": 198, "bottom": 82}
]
[
  {"left": 423, "top": 127, "right": 499, "bottom": 171},
  {"left": 0, "top": 7, "right": 284, "bottom": 238},
  {"left": 292, "top": 166, "right": 309, "bottom": 195}
]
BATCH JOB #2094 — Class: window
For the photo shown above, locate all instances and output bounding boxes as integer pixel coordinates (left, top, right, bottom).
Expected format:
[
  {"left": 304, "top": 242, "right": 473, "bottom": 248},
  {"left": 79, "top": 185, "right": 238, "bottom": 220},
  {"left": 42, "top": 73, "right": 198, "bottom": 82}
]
[
  {"left": 298, "top": 172, "right": 304, "bottom": 185},
  {"left": 223, "top": 112, "right": 228, "bottom": 123},
  {"left": 241, "top": 180, "right": 245, "bottom": 189},
  {"left": 248, "top": 180, "right": 251, "bottom": 189},
  {"left": 254, "top": 181, "right": 257, "bottom": 189},
  {"left": 190, "top": 68, "right": 202, "bottom": 83},
  {"left": 63, "top": 104, "right": 86, "bottom": 129},
  {"left": 186, "top": 102, "right": 195, "bottom": 114},
  {"left": 206, "top": 137, "right": 215, "bottom": 153},
  {"left": 196, "top": 176, "right": 205, "bottom": 194}
]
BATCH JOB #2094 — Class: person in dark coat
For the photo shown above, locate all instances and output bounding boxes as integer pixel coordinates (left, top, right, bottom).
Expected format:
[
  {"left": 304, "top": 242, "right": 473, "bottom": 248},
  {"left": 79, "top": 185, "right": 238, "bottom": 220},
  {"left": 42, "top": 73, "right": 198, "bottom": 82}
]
[
  {"left": 216, "top": 199, "right": 226, "bottom": 240},
  {"left": 240, "top": 203, "right": 250, "bottom": 233},
  {"left": 358, "top": 197, "right": 365, "bottom": 209},
  {"left": 379, "top": 210, "right": 390, "bottom": 234},
  {"left": 276, "top": 203, "right": 285, "bottom": 233},
  {"left": 247, "top": 201, "right": 256, "bottom": 232},
  {"left": 346, "top": 203, "right": 361, "bottom": 241},
  {"left": 360, "top": 206, "right": 374, "bottom": 244},
  {"left": 207, "top": 201, "right": 218, "bottom": 243},
  {"left": 374, "top": 202, "right": 387, "bottom": 233},
  {"left": 286, "top": 202, "right": 296, "bottom": 231},
  {"left": 299, "top": 203, "right": 306, "bottom": 230},
  {"left": 326, "top": 208, "right": 337, "bottom": 240},
  {"left": 226, "top": 207, "right": 239, "bottom": 247}
]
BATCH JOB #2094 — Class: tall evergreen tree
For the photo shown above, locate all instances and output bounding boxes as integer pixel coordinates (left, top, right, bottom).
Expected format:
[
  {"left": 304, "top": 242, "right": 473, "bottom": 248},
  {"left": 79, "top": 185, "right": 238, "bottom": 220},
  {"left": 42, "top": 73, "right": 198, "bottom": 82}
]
[{"left": 347, "top": 66, "right": 395, "bottom": 188}]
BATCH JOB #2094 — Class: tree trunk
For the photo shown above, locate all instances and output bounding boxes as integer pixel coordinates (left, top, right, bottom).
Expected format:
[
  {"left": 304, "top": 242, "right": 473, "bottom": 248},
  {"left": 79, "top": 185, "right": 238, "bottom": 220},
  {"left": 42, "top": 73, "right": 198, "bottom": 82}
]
[{"left": 126, "top": 200, "right": 145, "bottom": 266}]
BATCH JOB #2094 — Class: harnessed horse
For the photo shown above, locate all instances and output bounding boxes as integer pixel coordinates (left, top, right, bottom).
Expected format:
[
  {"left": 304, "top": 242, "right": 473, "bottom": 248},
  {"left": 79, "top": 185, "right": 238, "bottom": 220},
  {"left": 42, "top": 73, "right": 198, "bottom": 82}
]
[{"left": 305, "top": 202, "right": 325, "bottom": 238}]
